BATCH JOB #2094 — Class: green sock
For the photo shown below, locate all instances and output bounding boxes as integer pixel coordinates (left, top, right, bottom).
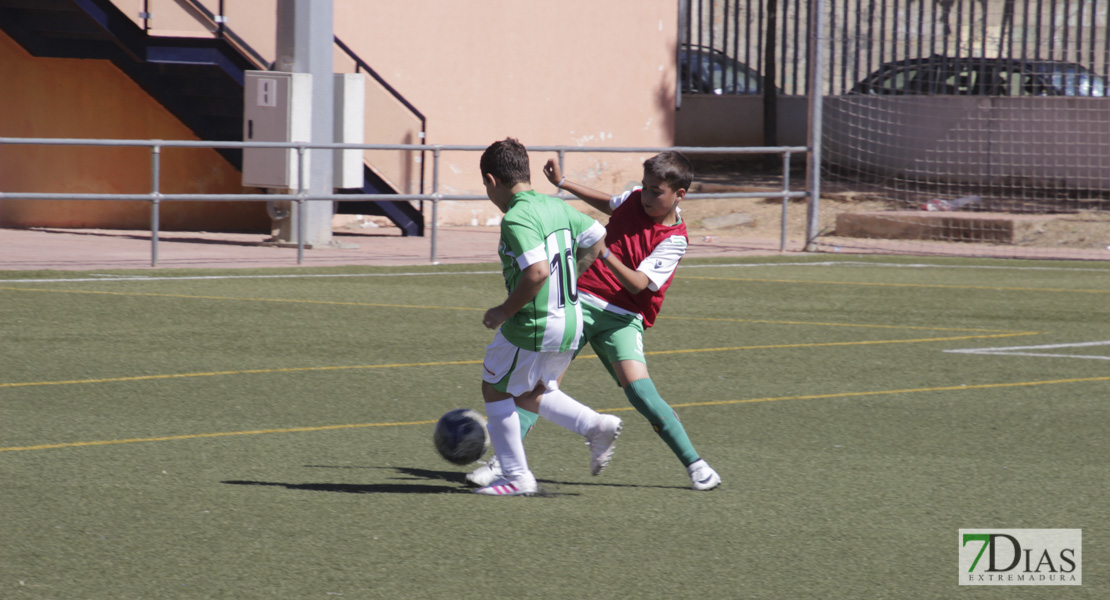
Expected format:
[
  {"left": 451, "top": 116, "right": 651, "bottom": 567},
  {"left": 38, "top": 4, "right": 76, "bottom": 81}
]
[
  {"left": 515, "top": 407, "right": 540, "bottom": 440},
  {"left": 624, "top": 378, "right": 700, "bottom": 466}
]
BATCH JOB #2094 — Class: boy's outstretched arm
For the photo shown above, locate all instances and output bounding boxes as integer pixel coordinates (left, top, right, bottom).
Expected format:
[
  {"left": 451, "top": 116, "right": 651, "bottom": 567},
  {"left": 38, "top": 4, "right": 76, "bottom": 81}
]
[
  {"left": 543, "top": 159, "right": 614, "bottom": 215},
  {"left": 482, "top": 261, "right": 548, "bottom": 330}
]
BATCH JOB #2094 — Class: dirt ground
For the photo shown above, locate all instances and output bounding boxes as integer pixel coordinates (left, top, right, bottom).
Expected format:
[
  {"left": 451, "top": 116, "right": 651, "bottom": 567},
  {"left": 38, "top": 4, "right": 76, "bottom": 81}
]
[
  {"left": 683, "top": 187, "right": 1110, "bottom": 251},
  {"left": 687, "top": 159, "right": 1110, "bottom": 251},
  {"left": 335, "top": 158, "right": 1110, "bottom": 254},
  {"left": 335, "top": 160, "right": 852, "bottom": 244}
]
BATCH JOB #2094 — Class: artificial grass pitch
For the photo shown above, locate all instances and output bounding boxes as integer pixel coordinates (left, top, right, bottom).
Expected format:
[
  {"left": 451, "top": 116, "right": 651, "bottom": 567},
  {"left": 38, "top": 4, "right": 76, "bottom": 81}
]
[{"left": 1, "top": 256, "right": 1107, "bottom": 598}]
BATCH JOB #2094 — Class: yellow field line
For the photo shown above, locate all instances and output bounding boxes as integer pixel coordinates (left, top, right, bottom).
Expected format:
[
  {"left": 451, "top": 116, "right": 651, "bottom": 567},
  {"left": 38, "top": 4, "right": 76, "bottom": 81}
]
[
  {"left": 659, "top": 315, "right": 1021, "bottom": 333},
  {"left": 662, "top": 375, "right": 1110, "bottom": 409},
  {"left": 644, "top": 331, "right": 1040, "bottom": 355},
  {"left": 4, "top": 374, "right": 1108, "bottom": 453},
  {"left": 0, "top": 360, "right": 483, "bottom": 388},
  {"left": 684, "top": 275, "right": 1110, "bottom": 294},
  {"left": 0, "top": 420, "right": 439, "bottom": 452},
  {"left": 0, "top": 284, "right": 1034, "bottom": 336},
  {"left": 0, "top": 330, "right": 1038, "bottom": 390}
]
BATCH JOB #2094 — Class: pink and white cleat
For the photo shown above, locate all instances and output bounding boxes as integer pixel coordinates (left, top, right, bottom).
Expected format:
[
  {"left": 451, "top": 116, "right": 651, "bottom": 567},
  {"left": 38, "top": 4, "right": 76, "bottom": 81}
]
[{"left": 473, "top": 474, "right": 537, "bottom": 497}]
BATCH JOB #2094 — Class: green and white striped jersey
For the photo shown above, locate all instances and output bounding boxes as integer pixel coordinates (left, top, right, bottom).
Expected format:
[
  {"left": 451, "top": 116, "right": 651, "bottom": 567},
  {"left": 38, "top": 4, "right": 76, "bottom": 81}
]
[{"left": 497, "top": 190, "right": 605, "bottom": 352}]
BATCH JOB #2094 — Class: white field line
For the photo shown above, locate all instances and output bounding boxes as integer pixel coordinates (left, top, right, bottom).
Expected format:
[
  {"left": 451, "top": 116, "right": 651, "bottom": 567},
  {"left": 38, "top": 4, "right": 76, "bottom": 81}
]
[
  {"left": 946, "top": 340, "right": 1110, "bottom": 361},
  {"left": 1, "top": 259, "right": 1108, "bottom": 284},
  {"left": 0, "top": 270, "right": 501, "bottom": 284},
  {"left": 681, "top": 261, "right": 1110, "bottom": 273}
]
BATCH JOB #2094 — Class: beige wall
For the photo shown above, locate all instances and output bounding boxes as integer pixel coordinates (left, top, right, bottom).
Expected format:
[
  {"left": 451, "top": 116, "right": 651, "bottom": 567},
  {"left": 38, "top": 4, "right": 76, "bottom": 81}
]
[
  {"left": 0, "top": 31, "right": 269, "bottom": 231},
  {"left": 4, "top": 1, "right": 681, "bottom": 230},
  {"left": 176, "top": 0, "right": 682, "bottom": 224},
  {"left": 336, "top": 1, "right": 681, "bottom": 224}
]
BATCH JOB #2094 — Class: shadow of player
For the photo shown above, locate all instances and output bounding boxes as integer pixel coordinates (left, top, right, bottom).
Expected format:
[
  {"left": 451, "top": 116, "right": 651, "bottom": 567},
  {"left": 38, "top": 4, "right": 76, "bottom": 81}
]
[{"left": 222, "top": 465, "right": 685, "bottom": 496}]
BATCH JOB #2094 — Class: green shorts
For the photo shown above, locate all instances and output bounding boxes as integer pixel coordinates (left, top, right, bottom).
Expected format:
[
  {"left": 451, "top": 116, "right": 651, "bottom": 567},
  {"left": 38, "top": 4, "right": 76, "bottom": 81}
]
[{"left": 578, "top": 300, "right": 646, "bottom": 385}]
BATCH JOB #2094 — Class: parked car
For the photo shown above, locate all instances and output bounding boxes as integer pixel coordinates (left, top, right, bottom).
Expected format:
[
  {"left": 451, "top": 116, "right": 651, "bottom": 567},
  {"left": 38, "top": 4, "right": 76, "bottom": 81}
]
[
  {"left": 679, "top": 44, "right": 774, "bottom": 95},
  {"left": 849, "top": 55, "right": 1107, "bottom": 97}
]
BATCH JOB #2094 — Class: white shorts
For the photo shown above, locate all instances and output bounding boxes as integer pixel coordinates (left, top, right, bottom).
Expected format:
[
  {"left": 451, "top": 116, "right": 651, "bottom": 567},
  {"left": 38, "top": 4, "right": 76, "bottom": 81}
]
[{"left": 482, "top": 330, "right": 574, "bottom": 397}]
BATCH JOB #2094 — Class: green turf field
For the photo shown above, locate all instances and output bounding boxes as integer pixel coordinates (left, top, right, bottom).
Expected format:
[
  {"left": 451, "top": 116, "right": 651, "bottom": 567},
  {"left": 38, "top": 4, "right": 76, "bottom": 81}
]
[{"left": 2, "top": 255, "right": 1106, "bottom": 599}]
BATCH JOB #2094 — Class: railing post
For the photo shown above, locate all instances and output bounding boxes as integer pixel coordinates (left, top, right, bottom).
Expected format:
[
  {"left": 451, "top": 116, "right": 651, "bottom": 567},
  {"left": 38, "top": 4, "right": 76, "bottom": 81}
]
[
  {"left": 780, "top": 151, "right": 790, "bottom": 252},
  {"left": 557, "top": 149, "right": 566, "bottom": 196},
  {"left": 141, "top": 0, "right": 151, "bottom": 32},
  {"left": 805, "top": 0, "right": 826, "bottom": 251},
  {"left": 430, "top": 146, "right": 441, "bottom": 264},
  {"left": 297, "top": 145, "right": 306, "bottom": 265},
  {"left": 151, "top": 144, "right": 161, "bottom": 267}
]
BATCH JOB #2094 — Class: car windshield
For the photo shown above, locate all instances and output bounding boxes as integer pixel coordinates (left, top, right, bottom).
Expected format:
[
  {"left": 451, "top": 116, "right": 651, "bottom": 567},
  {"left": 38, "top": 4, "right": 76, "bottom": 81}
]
[
  {"left": 1043, "top": 70, "right": 1106, "bottom": 97},
  {"left": 681, "top": 47, "right": 765, "bottom": 94},
  {"left": 695, "top": 54, "right": 759, "bottom": 93},
  {"left": 853, "top": 57, "right": 1107, "bottom": 97}
]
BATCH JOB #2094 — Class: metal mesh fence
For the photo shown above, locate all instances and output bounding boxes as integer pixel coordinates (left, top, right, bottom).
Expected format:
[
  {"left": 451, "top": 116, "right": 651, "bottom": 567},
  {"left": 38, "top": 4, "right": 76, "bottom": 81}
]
[
  {"left": 818, "top": 0, "right": 1110, "bottom": 259},
  {"left": 684, "top": 0, "right": 1110, "bottom": 259}
]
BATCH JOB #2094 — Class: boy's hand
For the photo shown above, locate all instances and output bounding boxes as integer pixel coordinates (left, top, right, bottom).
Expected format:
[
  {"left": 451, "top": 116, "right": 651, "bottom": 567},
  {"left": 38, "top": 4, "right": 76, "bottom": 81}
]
[
  {"left": 543, "top": 159, "right": 562, "bottom": 187},
  {"left": 542, "top": 158, "right": 614, "bottom": 215},
  {"left": 482, "top": 306, "right": 509, "bottom": 330},
  {"left": 483, "top": 262, "right": 548, "bottom": 330}
]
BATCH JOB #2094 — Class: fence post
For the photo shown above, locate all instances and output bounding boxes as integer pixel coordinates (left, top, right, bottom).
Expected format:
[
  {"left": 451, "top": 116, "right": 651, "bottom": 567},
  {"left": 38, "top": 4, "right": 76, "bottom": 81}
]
[
  {"left": 430, "top": 146, "right": 441, "bottom": 264},
  {"left": 557, "top": 149, "right": 566, "bottom": 195},
  {"left": 151, "top": 144, "right": 161, "bottom": 267},
  {"left": 780, "top": 151, "right": 790, "bottom": 252},
  {"left": 804, "top": 0, "right": 826, "bottom": 251},
  {"left": 297, "top": 145, "right": 306, "bottom": 265}
]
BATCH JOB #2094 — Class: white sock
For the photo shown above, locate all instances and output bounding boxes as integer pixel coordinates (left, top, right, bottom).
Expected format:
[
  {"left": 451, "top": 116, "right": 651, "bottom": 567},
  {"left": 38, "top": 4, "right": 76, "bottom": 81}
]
[
  {"left": 484, "top": 398, "right": 530, "bottom": 482},
  {"left": 537, "top": 388, "right": 601, "bottom": 437}
]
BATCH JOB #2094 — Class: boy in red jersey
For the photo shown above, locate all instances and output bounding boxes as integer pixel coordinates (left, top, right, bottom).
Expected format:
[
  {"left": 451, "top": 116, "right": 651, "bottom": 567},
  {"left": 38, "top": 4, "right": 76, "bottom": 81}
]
[{"left": 468, "top": 151, "right": 721, "bottom": 491}]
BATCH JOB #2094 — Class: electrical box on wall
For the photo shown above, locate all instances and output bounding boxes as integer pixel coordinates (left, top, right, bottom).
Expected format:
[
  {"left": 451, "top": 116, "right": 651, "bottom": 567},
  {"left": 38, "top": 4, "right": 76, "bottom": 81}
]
[
  {"left": 242, "top": 71, "right": 312, "bottom": 189},
  {"left": 333, "top": 73, "right": 365, "bottom": 189}
]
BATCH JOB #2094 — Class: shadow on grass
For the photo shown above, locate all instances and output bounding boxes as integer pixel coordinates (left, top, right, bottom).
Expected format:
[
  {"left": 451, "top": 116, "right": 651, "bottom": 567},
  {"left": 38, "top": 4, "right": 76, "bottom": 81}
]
[
  {"left": 223, "top": 479, "right": 466, "bottom": 494},
  {"left": 223, "top": 465, "right": 686, "bottom": 496},
  {"left": 223, "top": 466, "right": 468, "bottom": 494},
  {"left": 354, "top": 465, "right": 688, "bottom": 490}
]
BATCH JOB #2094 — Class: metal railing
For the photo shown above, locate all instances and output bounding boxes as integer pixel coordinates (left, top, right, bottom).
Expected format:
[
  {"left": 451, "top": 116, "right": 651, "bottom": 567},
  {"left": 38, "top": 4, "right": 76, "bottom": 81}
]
[
  {"left": 0, "top": 137, "right": 810, "bottom": 267},
  {"left": 144, "top": 0, "right": 272, "bottom": 69}
]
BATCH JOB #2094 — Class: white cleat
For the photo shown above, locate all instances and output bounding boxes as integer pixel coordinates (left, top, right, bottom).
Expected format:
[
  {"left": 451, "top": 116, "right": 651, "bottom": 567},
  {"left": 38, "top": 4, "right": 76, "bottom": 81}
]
[
  {"left": 687, "top": 459, "right": 721, "bottom": 491},
  {"left": 586, "top": 415, "right": 622, "bottom": 475},
  {"left": 465, "top": 455, "right": 502, "bottom": 488},
  {"left": 473, "top": 474, "right": 537, "bottom": 496}
]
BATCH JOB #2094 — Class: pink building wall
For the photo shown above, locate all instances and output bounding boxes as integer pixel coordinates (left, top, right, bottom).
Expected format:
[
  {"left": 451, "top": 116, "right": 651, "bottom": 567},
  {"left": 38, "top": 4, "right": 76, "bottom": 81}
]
[
  {"left": 3, "top": 1, "right": 680, "bottom": 229},
  {"left": 0, "top": 31, "right": 269, "bottom": 231}
]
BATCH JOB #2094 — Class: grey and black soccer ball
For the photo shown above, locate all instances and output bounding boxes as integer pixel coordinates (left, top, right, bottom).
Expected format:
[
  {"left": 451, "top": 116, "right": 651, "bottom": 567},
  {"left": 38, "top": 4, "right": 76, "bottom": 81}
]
[{"left": 433, "top": 408, "right": 489, "bottom": 465}]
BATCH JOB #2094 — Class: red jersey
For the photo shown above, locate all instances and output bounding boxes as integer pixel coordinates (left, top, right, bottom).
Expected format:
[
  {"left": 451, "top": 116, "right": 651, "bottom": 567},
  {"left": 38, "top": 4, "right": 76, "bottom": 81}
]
[{"left": 577, "top": 189, "right": 688, "bottom": 327}]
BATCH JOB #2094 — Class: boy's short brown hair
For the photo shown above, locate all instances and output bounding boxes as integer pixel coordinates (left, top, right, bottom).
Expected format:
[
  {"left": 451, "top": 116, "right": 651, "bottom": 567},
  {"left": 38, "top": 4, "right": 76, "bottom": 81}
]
[
  {"left": 480, "top": 138, "right": 531, "bottom": 186},
  {"left": 644, "top": 151, "right": 694, "bottom": 193}
]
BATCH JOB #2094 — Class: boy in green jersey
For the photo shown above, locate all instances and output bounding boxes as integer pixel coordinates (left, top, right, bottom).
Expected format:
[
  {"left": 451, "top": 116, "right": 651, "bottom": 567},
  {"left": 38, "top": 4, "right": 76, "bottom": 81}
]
[
  {"left": 470, "top": 151, "right": 721, "bottom": 491},
  {"left": 474, "top": 138, "right": 622, "bottom": 496}
]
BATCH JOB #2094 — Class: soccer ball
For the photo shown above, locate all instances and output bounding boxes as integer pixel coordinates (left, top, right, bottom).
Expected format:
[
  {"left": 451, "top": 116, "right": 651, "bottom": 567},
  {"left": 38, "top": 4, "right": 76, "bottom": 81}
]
[{"left": 433, "top": 408, "right": 489, "bottom": 465}]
